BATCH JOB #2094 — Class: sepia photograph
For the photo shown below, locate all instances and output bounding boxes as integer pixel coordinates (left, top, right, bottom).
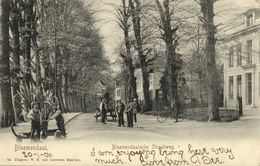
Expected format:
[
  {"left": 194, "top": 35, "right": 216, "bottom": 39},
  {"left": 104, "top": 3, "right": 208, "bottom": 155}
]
[{"left": 0, "top": 0, "right": 260, "bottom": 165}]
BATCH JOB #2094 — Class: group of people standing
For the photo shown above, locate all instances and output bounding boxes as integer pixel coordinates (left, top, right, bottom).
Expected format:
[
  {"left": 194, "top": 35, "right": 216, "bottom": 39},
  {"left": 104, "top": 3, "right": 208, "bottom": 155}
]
[
  {"left": 98, "top": 97, "right": 139, "bottom": 127},
  {"left": 23, "top": 100, "right": 66, "bottom": 141},
  {"left": 115, "top": 98, "right": 138, "bottom": 128}
]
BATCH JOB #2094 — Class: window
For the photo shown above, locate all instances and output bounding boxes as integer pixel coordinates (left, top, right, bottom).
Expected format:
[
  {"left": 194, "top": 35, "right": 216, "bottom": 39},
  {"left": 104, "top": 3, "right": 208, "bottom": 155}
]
[
  {"left": 116, "top": 89, "right": 121, "bottom": 97},
  {"left": 229, "top": 76, "right": 234, "bottom": 99},
  {"left": 149, "top": 74, "right": 153, "bottom": 85},
  {"left": 137, "top": 92, "right": 141, "bottom": 99},
  {"left": 237, "top": 44, "right": 242, "bottom": 66},
  {"left": 237, "top": 75, "right": 242, "bottom": 97},
  {"left": 229, "top": 46, "right": 234, "bottom": 67},
  {"left": 258, "top": 73, "right": 260, "bottom": 97},
  {"left": 246, "top": 40, "right": 252, "bottom": 64},
  {"left": 246, "top": 13, "right": 253, "bottom": 28},
  {"left": 136, "top": 79, "right": 141, "bottom": 89},
  {"left": 246, "top": 73, "right": 252, "bottom": 105},
  {"left": 149, "top": 90, "right": 153, "bottom": 100}
]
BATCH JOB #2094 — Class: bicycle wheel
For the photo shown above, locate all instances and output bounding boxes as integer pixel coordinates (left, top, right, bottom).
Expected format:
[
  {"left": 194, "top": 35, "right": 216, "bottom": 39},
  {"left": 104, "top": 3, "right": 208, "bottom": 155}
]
[{"left": 157, "top": 110, "right": 168, "bottom": 123}]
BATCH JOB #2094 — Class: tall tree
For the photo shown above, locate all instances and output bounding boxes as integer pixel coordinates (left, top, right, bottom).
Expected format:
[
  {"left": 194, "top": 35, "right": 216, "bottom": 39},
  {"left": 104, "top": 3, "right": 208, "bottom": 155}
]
[
  {"left": 154, "top": 0, "right": 183, "bottom": 121},
  {"left": 199, "top": 0, "right": 220, "bottom": 121},
  {"left": 24, "top": 0, "right": 34, "bottom": 88},
  {"left": 128, "top": 0, "right": 151, "bottom": 112},
  {"left": 116, "top": 0, "right": 139, "bottom": 105},
  {"left": 10, "top": 0, "right": 22, "bottom": 123},
  {"left": 1, "top": 0, "right": 15, "bottom": 127}
]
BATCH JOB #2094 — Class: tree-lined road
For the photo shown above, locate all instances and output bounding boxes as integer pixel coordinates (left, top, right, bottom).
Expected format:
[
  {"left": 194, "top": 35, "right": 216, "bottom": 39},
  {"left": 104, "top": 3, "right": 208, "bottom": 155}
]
[
  {"left": 0, "top": 110, "right": 259, "bottom": 143},
  {"left": 0, "top": 110, "right": 259, "bottom": 166},
  {"left": 64, "top": 110, "right": 260, "bottom": 143}
]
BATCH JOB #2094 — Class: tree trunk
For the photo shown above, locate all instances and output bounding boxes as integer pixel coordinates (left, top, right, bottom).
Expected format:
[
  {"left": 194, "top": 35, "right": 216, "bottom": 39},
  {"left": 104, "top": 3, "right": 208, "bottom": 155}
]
[
  {"left": 81, "top": 94, "right": 85, "bottom": 112},
  {"left": 140, "top": 62, "right": 151, "bottom": 112},
  {"left": 1, "top": 0, "right": 15, "bottom": 127},
  {"left": 68, "top": 93, "right": 72, "bottom": 113},
  {"left": 11, "top": 0, "right": 21, "bottom": 123},
  {"left": 43, "top": 50, "right": 51, "bottom": 91},
  {"left": 129, "top": 67, "right": 139, "bottom": 104},
  {"left": 55, "top": 46, "right": 66, "bottom": 113},
  {"left": 124, "top": 27, "right": 140, "bottom": 108},
  {"left": 72, "top": 92, "right": 77, "bottom": 112},
  {"left": 118, "top": 0, "right": 139, "bottom": 104},
  {"left": 71, "top": 93, "right": 74, "bottom": 112},
  {"left": 72, "top": 93, "right": 76, "bottom": 112},
  {"left": 30, "top": 0, "right": 40, "bottom": 87},
  {"left": 77, "top": 94, "right": 81, "bottom": 112},
  {"left": 124, "top": 71, "right": 129, "bottom": 104},
  {"left": 81, "top": 94, "right": 84, "bottom": 112},
  {"left": 155, "top": 0, "right": 182, "bottom": 121},
  {"left": 129, "top": 0, "right": 150, "bottom": 112},
  {"left": 34, "top": 37, "right": 41, "bottom": 87},
  {"left": 57, "top": 74, "right": 66, "bottom": 113},
  {"left": 83, "top": 94, "right": 87, "bottom": 112},
  {"left": 200, "top": 0, "right": 220, "bottom": 121},
  {"left": 24, "top": 0, "right": 34, "bottom": 88},
  {"left": 63, "top": 48, "right": 70, "bottom": 113},
  {"left": 64, "top": 72, "right": 69, "bottom": 112}
]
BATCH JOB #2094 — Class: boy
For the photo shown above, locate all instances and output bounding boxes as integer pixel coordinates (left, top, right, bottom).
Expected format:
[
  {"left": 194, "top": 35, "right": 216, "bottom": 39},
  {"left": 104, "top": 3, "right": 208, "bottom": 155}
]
[
  {"left": 27, "top": 101, "right": 42, "bottom": 141},
  {"left": 48, "top": 104, "right": 66, "bottom": 138}
]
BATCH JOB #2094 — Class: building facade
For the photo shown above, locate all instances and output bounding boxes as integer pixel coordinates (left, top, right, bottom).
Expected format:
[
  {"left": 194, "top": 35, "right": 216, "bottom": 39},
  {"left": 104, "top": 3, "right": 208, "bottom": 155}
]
[
  {"left": 113, "top": 70, "right": 162, "bottom": 103},
  {"left": 114, "top": 53, "right": 209, "bottom": 108},
  {"left": 223, "top": 8, "right": 260, "bottom": 109},
  {"left": 135, "top": 69, "right": 163, "bottom": 103},
  {"left": 113, "top": 54, "right": 165, "bottom": 106}
]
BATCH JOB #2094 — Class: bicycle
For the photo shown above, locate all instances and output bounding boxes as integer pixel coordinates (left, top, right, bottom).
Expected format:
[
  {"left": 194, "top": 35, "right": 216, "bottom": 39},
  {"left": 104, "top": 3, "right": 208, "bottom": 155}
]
[{"left": 157, "top": 106, "right": 186, "bottom": 123}]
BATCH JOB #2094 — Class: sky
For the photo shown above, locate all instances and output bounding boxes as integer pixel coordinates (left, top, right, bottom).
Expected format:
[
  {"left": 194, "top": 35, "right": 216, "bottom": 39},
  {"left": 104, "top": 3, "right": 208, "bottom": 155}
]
[{"left": 86, "top": 0, "right": 260, "bottom": 73}]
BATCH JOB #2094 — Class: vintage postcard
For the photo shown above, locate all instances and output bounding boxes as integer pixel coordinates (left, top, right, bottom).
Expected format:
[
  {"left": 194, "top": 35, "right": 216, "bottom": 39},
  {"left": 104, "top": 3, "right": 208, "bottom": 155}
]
[{"left": 0, "top": 0, "right": 260, "bottom": 165}]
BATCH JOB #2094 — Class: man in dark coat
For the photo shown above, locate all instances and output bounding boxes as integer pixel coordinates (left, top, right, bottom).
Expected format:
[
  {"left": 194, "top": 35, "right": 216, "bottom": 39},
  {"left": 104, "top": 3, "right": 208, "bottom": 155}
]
[
  {"left": 125, "top": 99, "right": 133, "bottom": 128},
  {"left": 115, "top": 100, "right": 125, "bottom": 127},
  {"left": 99, "top": 98, "right": 107, "bottom": 124}
]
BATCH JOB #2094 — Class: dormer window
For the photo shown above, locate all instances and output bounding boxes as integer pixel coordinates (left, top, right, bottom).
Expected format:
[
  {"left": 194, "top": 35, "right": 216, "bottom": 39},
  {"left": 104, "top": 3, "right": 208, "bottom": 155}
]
[
  {"left": 246, "top": 13, "right": 254, "bottom": 28},
  {"left": 229, "top": 46, "right": 234, "bottom": 67}
]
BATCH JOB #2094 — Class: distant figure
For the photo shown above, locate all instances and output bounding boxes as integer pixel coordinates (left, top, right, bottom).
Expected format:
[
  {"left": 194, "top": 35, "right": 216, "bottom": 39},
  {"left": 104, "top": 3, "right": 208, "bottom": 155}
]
[
  {"left": 125, "top": 99, "right": 133, "bottom": 128},
  {"left": 27, "top": 101, "right": 42, "bottom": 141},
  {"left": 99, "top": 98, "right": 107, "bottom": 124},
  {"left": 104, "top": 92, "right": 110, "bottom": 102},
  {"left": 115, "top": 100, "right": 125, "bottom": 127},
  {"left": 132, "top": 98, "right": 138, "bottom": 127}
]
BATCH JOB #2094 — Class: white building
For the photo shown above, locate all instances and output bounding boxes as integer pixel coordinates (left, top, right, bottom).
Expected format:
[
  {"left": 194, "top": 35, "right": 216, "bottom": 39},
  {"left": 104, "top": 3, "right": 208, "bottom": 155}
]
[
  {"left": 113, "top": 69, "right": 162, "bottom": 103},
  {"left": 135, "top": 68, "right": 163, "bottom": 103},
  {"left": 223, "top": 8, "right": 260, "bottom": 109},
  {"left": 114, "top": 54, "right": 165, "bottom": 105}
]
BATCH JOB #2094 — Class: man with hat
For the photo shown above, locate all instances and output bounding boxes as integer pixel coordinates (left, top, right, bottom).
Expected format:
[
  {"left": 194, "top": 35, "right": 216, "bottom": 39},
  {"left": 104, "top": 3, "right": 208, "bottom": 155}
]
[
  {"left": 115, "top": 100, "right": 125, "bottom": 127},
  {"left": 99, "top": 97, "right": 107, "bottom": 124}
]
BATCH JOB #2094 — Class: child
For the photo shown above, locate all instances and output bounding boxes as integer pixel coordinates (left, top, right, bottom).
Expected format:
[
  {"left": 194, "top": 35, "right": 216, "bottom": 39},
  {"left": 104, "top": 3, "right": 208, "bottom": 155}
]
[
  {"left": 48, "top": 104, "right": 66, "bottom": 138},
  {"left": 27, "top": 101, "right": 42, "bottom": 141}
]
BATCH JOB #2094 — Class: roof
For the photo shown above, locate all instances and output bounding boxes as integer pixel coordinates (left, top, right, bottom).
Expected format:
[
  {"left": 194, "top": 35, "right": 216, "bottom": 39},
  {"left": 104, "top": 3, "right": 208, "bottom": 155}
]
[
  {"left": 242, "top": 8, "right": 260, "bottom": 15},
  {"left": 222, "top": 25, "right": 260, "bottom": 42},
  {"left": 222, "top": 7, "right": 260, "bottom": 42}
]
